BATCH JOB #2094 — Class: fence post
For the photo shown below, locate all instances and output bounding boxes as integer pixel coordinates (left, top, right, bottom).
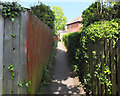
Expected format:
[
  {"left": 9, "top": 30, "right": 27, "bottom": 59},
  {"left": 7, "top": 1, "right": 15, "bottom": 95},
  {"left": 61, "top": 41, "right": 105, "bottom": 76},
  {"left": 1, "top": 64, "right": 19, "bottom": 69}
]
[{"left": 0, "top": 5, "right": 3, "bottom": 95}]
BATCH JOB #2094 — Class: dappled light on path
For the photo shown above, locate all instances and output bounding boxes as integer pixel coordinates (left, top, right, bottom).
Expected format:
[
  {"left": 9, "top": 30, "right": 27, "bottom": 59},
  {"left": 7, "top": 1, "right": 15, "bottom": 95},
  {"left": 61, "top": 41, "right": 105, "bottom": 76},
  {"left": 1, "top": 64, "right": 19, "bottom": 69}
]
[
  {"left": 50, "top": 42, "right": 85, "bottom": 95},
  {"left": 40, "top": 41, "right": 86, "bottom": 95}
]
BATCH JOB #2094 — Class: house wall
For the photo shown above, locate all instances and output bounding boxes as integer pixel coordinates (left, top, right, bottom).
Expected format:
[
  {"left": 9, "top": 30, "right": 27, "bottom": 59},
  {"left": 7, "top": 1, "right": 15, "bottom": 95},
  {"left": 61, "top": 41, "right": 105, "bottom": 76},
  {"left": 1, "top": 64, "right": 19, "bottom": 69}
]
[{"left": 67, "top": 22, "right": 82, "bottom": 33}]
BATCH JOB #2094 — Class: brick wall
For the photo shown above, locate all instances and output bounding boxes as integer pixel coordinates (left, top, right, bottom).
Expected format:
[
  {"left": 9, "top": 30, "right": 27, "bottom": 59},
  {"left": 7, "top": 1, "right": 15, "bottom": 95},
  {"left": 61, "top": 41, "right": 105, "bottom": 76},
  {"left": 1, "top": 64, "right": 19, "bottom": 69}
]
[{"left": 67, "top": 22, "right": 82, "bottom": 33}]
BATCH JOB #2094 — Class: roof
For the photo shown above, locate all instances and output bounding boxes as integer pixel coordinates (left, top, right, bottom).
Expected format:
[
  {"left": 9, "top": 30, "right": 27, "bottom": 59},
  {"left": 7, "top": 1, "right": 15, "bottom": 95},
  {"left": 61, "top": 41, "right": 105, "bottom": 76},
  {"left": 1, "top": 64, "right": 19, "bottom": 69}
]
[{"left": 67, "top": 15, "right": 83, "bottom": 25}]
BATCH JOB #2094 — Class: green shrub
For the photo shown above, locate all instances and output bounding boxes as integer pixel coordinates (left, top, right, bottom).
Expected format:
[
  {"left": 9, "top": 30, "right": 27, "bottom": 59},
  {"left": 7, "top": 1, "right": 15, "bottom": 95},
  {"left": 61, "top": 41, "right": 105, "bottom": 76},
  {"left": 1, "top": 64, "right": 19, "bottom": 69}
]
[
  {"left": 31, "top": 2, "right": 55, "bottom": 30},
  {"left": 62, "top": 19, "right": 120, "bottom": 95},
  {"left": 82, "top": 2, "right": 120, "bottom": 28},
  {"left": 62, "top": 32, "right": 81, "bottom": 63}
]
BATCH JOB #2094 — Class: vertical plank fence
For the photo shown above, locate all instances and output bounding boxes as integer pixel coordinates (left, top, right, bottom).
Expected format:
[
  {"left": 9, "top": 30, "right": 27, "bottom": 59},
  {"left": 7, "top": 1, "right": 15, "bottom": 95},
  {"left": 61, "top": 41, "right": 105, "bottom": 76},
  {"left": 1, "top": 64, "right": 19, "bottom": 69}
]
[
  {"left": 0, "top": 5, "right": 3, "bottom": 96},
  {"left": 0, "top": 9, "right": 53, "bottom": 94},
  {"left": 87, "top": 39, "right": 120, "bottom": 95}
]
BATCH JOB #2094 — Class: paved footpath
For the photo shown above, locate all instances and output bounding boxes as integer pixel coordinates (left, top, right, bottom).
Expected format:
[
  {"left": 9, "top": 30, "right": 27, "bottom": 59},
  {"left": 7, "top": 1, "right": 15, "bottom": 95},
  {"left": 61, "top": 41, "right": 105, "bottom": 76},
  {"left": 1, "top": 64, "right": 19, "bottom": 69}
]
[{"left": 40, "top": 41, "right": 86, "bottom": 95}]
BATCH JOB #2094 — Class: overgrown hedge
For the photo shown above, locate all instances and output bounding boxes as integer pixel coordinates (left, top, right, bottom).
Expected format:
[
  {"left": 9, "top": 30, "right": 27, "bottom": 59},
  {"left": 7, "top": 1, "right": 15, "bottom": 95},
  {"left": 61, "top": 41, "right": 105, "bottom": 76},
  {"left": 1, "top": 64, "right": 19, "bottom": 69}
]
[
  {"left": 62, "top": 32, "right": 81, "bottom": 64},
  {"left": 62, "top": 19, "right": 120, "bottom": 95},
  {"left": 82, "top": 2, "right": 120, "bottom": 28}
]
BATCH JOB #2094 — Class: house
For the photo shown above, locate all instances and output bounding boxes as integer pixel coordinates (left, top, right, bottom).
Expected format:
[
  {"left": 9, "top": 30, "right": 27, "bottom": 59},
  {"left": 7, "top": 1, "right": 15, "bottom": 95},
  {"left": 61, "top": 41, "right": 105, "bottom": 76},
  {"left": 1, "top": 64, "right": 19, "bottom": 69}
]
[{"left": 67, "top": 15, "right": 83, "bottom": 33}]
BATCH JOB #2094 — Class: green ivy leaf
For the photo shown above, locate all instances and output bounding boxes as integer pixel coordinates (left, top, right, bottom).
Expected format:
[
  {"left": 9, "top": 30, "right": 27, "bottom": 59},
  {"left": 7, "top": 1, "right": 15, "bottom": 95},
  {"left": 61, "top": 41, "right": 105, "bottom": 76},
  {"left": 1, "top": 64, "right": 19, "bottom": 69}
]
[
  {"left": 10, "top": 67, "right": 14, "bottom": 71},
  {"left": 18, "top": 82, "right": 23, "bottom": 87},
  {"left": 11, "top": 76, "right": 13, "bottom": 80},
  {"left": 29, "top": 81, "right": 31, "bottom": 84},
  {"left": 25, "top": 83, "right": 29, "bottom": 87},
  {"left": 11, "top": 72, "right": 15, "bottom": 77},
  {"left": 11, "top": 18, "right": 14, "bottom": 22},
  {"left": 24, "top": 79, "right": 27, "bottom": 83}
]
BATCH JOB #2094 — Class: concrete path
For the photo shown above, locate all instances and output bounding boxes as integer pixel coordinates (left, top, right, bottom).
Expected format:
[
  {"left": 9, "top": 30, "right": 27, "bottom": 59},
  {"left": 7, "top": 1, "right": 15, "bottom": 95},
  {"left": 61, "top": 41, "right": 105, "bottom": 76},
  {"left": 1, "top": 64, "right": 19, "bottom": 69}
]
[{"left": 40, "top": 41, "right": 86, "bottom": 95}]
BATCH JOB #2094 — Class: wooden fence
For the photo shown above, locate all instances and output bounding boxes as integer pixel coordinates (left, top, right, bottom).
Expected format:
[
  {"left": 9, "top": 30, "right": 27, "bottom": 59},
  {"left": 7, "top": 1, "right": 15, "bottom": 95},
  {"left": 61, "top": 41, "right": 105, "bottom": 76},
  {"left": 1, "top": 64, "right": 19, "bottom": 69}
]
[
  {"left": 86, "top": 39, "right": 120, "bottom": 95},
  {"left": 0, "top": 9, "right": 53, "bottom": 95}
]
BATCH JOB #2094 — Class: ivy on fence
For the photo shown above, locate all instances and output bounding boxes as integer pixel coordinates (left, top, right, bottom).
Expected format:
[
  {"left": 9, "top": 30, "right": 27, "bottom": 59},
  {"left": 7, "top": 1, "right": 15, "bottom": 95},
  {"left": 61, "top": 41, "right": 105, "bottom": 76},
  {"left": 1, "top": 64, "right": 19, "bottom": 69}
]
[
  {"left": 62, "top": 19, "right": 120, "bottom": 95},
  {"left": 2, "top": 2, "right": 26, "bottom": 22}
]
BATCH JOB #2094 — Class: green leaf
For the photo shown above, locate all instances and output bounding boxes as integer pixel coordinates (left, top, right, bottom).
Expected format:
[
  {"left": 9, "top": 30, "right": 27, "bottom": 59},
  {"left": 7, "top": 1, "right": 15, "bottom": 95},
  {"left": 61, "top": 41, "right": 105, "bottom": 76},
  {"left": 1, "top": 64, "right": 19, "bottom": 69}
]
[
  {"left": 25, "top": 83, "right": 29, "bottom": 87},
  {"left": 8, "top": 66, "right": 10, "bottom": 69},
  {"left": 29, "top": 81, "right": 31, "bottom": 84},
  {"left": 10, "top": 67, "right": 14, "bottom": 71},
  {"left": 11, "top": 76, "right": 13, "bottom": 80},
  {"left": 12, "top": 72, "right": 15, "bottom": 77},
  {"left": 11, "top": 33, "right": 16, "bottom": 38},
  {"left": 11, "top": 18, "right": 14, "bottom": 22},
  {"left": 24, "top": 79, "right": 27, "bottom": 83},
  {"left": 18, "top": 82, "right": 23, "bottom": 87}
]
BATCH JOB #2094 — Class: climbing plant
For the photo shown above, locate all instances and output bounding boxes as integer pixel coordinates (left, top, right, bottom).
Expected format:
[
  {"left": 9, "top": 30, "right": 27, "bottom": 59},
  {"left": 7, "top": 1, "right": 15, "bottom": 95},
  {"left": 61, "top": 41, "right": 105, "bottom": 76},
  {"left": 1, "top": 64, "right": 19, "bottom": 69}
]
[
  {"left": 2, "top": 2, "right": 26, "bottom": 22},
  {"left": 18, "top": 79, "right": 31, "bottom": 93},
  {"left": 2, "top": 1, "right": 31, "bottom": 93},
  {"left": 8, "top": 64, "right": 15, "bottom": 80},
  {"left": 62, "top": 19, "right": 120, "bottom": 95}
]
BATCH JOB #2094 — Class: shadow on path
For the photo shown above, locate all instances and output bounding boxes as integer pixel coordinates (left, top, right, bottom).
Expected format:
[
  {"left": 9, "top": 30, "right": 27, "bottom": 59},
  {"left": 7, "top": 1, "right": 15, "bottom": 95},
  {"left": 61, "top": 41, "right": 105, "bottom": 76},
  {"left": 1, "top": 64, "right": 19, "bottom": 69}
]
[{"left": 40, "top": 41, "right": 86, "bottom": 95}]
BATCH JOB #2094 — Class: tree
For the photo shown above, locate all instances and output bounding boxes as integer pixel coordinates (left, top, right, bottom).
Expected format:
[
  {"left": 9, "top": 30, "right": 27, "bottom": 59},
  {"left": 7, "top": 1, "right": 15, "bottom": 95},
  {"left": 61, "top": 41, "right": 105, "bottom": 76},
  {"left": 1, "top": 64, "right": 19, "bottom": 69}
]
[
  {"left": 82, "top": 1, "right": 120, "bottom": 28},
  {"left": 31, "top": 2, "right": 55, "bottom": 29},
  {"left": 52, "top": 6, "right": 67, "bottom": 35}
]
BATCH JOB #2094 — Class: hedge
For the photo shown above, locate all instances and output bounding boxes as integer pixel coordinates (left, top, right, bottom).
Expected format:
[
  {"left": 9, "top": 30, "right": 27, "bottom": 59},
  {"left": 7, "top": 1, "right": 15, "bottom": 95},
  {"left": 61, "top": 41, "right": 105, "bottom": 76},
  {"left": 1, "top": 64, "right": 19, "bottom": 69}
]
[
  {"left": 62, "top": 32, "right": 81, "bottom": 64},
  {"left": 82, "top": 2, "right": 120, "bottom": 28},
  {"left": 62, "top": 19, "right": 120, "bottom": 95}
]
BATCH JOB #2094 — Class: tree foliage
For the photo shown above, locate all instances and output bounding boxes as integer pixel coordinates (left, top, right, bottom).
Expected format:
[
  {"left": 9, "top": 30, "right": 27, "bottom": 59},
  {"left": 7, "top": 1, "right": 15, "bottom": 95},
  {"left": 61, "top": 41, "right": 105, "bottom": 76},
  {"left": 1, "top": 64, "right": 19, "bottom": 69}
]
[
  {"left": 62, "top": 1, "right": 120, "bottom": 95},
  {"left": 52, "top": 6, "right": 67, "bottom": 35},
  {"left": 82, "top": 1, "right": 120, "bottom": 28},
  {"left": 31, "top": 2, "right": 55, "bottom": 30}
]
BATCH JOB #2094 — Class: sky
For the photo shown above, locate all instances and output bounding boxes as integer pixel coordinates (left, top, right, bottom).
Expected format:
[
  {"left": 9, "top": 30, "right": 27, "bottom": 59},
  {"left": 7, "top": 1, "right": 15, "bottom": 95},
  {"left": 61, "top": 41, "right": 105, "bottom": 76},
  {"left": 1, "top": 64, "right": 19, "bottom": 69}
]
[
  {"left": 0, "top": 0, "right": 95, "bottom": 23},
  {"left": 20, "top": 1, "right": 94, "bottom": 23}
]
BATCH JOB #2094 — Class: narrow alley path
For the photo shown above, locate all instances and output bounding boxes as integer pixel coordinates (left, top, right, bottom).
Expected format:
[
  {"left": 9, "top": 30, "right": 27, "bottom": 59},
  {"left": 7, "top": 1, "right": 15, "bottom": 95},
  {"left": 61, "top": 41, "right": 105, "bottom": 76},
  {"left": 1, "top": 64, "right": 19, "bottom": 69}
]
[{"left": 40, "top": 41, "right": 86, "bottom": 95}]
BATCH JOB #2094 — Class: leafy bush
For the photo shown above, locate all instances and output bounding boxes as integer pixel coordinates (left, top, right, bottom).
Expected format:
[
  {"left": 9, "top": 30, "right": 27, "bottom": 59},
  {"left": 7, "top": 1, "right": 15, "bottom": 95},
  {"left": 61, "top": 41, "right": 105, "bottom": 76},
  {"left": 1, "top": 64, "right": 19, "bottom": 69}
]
[
  {"left": 31, "top": 2, "right": 55, "bottom": 30},
  {"left": 82, "top": 2, "right": 120, "bottom": 28},
  {"left": 62, "top": 32, "right": 81, "bottom": 63},
  {"left": 62, "top": 19, "right": 120, "bottom": 95},
  {"left": 84, "top": 19, "right": 119, "bottom": 41},
  {"left": 112, "top": 1, "right": 120, "bottom": 18},
  {"left": 82, "top": 2, "right": 101, "bottom": 28}
]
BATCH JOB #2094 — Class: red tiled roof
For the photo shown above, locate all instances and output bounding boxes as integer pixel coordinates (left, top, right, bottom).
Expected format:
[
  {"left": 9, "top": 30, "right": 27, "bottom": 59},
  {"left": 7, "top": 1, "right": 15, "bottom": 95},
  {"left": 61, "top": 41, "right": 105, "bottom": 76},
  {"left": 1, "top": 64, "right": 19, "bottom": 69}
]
[{"left": 67, "top": 15, "right": 83, "bottom": 25}]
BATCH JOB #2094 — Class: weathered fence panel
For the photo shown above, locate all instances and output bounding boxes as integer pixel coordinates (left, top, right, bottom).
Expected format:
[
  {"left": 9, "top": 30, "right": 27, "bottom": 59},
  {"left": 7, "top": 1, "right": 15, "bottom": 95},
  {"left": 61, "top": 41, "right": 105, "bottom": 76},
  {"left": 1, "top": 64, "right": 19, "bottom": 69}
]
[
  {"left": 0, "top": 7, "right": 3, "bottom": 96},
  {"left": 26, "top": 12, "right": 53, "bottom": 93},
  {"left": 0, "top": 10, "right": 53, "bottom": 94},
  {"left": 117, "top": 40, "right": 120, "bottom": 95},
  {"left": 87, "top": 39, "right": 120, "bottom": 95}
]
